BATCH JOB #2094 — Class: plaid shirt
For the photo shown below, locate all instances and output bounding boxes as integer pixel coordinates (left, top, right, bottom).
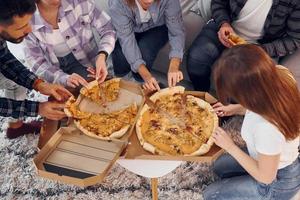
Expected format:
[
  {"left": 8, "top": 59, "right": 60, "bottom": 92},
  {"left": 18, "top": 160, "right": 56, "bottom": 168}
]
[
  {"left": 0, "top": 39, "right": 39, "bottom": 118},
  {"left": 24, "top": 0, "right": 116, "bottom": 86}
]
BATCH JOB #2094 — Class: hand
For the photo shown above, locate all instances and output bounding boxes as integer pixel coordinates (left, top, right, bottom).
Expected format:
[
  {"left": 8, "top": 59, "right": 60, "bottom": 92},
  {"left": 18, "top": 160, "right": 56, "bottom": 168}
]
[
  {"left": 36, "top": 82, "right": 72, "bottom": 102},
  {"left": 138, "top": 64, "right": 160, "bottom": 91},
  {"left": 218, "top": 22, "right": 235, "bottom": 48},
  {"left": 212, "top": 127, "right": 236, "bottom": 152},
  {"left": 95, "top": 54, "right": 108, "bottom": 83},
  {"left": 168, "top": 58, "right": 183, "bottom": 87},
  {"left": 38, "top": 101, "right": 66, "bottom": 120},
  {"left": 213, "top": 102, "right": 246, "bottom": 116},
  {"left": 213, "top": 102, "right": 235, "bottom": 117},
  {"left": 143, "top": 76, "right": 160, "bottom": 91},
  {"left": 66, "top": 73, "right": 88, "bottom": 88}
]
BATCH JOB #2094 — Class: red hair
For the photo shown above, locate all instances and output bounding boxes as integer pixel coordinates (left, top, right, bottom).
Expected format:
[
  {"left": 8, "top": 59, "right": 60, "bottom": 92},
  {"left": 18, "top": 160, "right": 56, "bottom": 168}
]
[{"left": 213, "top": 44, "right": 300, "bottom": 140}]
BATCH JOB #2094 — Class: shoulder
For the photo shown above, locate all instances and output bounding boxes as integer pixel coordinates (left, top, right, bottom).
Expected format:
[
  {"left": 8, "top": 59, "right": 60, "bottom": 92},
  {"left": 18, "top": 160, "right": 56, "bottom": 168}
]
[
  {"left": 245, "top": 111, "right": 285, "bottom": 140},
  {"left": 65, "top": 0, "right": 96, "bottom": 15},
  {"left": 255, "top": 120, "right": 285, "bottom": 142},
  {"left": 108, "top": 0, "right": 130, "bottom": 12}
]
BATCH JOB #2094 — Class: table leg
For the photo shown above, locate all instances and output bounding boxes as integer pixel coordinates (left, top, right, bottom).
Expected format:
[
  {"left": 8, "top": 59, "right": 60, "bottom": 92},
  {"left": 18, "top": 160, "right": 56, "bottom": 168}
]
[{"left": 151, "top": 178, "right": 158, "bottom": 200}]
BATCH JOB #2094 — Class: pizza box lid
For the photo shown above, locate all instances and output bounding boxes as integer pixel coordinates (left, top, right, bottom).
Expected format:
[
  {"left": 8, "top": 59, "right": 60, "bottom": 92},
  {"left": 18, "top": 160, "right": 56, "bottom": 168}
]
[
  {"left": 123, "top": 91, "right": 225, "bottom": 163},
  {"left": 34, "top": 127, "right": 127, "bottom": 187}
]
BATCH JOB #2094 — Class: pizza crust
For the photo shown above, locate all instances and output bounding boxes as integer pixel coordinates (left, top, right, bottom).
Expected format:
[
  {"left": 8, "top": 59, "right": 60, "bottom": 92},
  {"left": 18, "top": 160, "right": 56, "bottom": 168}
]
[{"left": 150, "top": 86, "right": 185, "bottom": 102}]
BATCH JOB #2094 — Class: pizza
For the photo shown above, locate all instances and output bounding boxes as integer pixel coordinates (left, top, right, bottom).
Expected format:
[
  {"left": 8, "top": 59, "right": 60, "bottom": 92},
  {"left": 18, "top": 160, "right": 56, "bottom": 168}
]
[
  {"left": 64, "top": 78, "right": 138, "bottom": 140},
  {"left": 228, "top": 34, "right": 247, "bottom": 46},
  {"left": 74, "top": 103, "right": 138, "bottom": 140},
  {"left": 136, "top": 86, "right": 218, "bottom": 156},
  {"left": 80, "top": 78, "right": 121, "bottom": 105}
]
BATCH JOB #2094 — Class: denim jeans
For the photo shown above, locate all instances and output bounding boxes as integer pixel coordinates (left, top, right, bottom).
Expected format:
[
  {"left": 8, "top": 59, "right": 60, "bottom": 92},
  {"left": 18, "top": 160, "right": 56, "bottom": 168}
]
[
  {"left": 111, "top": 25, "right": 169, "bottom": 82},
  {"left": 187, "top": 21, "right": 225, "bottom": 92},
  {"left": 203, "top": 150, "right": 300, "bottom": 200},
  {"left": 58, "top": 52, "right": 90, "bottom": 80}
]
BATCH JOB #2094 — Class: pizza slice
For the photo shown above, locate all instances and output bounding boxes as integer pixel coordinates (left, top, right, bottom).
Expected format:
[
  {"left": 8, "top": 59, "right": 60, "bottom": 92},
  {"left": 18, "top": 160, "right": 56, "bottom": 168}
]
[
  {"left": 228, "top": 34, "right": 247, "bottom": 46},
  {"left": 64, "top": 96, "right": 91, "bottom": 119},
  {"left": 80, "top": 78, "right": 121, "bottom": 105}
]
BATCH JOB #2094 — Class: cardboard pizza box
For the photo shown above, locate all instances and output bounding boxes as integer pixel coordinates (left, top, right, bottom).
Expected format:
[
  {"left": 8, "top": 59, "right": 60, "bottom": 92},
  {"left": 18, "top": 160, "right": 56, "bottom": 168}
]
[
  {"left": 34, "top": 79, "right": 144, "bottom": 186},
  {"left": 34, "top": 127, "right": 126, "bottom": 187},
  {"left": 124, "top": 91, "right": 225, "bottom": 163}
]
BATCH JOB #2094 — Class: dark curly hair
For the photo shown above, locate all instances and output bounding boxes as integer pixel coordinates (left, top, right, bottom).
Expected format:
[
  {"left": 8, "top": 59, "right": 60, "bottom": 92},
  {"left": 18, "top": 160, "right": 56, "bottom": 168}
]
[{"left": 0, "top": 0, "right": 36, "bottom": 25}]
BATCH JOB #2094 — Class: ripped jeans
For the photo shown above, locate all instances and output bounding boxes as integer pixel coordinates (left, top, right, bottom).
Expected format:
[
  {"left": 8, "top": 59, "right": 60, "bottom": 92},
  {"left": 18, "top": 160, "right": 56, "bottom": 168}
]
[{"left": 203, "top": 151, "right": 300, "bottom": 200}]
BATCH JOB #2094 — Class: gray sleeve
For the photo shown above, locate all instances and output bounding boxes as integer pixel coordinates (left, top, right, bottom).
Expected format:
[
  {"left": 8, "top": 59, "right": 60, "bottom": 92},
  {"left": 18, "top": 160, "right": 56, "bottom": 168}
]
[
  {"left": 108, "top": 0, "right": 145, "bottom": 73},
  {"left": 164, "top": 0, "right": 185, "bottom": 60}
]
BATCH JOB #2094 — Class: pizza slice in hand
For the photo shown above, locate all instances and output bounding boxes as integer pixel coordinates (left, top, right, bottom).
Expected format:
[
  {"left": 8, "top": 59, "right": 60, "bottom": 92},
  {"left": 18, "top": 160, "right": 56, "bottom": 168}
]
[{"left": 228, "top": 34, "right": 247, "bottom": 46}]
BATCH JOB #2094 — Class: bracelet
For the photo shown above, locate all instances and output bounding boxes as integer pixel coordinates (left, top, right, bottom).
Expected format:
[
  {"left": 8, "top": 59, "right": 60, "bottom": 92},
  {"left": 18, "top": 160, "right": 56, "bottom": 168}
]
[
  {"left": 33, "top": 78, "right": 45, "bottom": 91},
  {"left": 98, "top": 51, "right": 108, "bottom": 61}
]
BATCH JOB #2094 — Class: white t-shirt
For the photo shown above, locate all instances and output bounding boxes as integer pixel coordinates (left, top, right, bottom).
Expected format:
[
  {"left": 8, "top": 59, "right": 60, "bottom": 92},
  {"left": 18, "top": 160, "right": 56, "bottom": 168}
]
[
  {"left": 232, "top": 0, "right": 273, "bottom": 43},
  {"left": 45, "top": 29, "right": 71, "bottom": 57},
  {"left": 135, "top": 0, "right": 151, "bottom": 23},
  {"left": 241, "top": 111, "right": 299, "bottom": 169}
]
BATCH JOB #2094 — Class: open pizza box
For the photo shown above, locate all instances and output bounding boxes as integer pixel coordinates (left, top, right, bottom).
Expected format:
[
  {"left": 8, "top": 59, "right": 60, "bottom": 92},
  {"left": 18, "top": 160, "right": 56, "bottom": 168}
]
[
  {"left": 33, "top": 79, "right": 144, "bottom": 187},
  {"left": 124, "top": 91, "right": 225, "bottom": 163}
]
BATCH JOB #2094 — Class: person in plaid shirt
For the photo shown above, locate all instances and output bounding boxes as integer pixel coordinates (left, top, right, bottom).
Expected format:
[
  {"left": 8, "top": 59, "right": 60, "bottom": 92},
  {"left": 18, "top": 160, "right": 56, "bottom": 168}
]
[
  {"left": 24, "top": 0, "right": 116, "bottom": 88},
  {"left": 0, "top": 0, "right": 72, "bottom": 139}
]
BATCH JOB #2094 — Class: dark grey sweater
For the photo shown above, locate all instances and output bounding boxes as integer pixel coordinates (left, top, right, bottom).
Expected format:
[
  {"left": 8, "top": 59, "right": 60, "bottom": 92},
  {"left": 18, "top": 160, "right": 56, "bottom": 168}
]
[{"left": 211, "top": 0, "right": 300, "bottom": 57}]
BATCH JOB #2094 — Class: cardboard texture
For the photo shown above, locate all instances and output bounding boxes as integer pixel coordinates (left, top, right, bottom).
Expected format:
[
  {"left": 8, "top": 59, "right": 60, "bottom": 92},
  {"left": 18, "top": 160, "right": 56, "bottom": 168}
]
[
  {"left": 34, "top": 80, "right": 144, "bottom": 187},
  {"left": 124, "top": 91, "right": 224, "bottom": 163}
]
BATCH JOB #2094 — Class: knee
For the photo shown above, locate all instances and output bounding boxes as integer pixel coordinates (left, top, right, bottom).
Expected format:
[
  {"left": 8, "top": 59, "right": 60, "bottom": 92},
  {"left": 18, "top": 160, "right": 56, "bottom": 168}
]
[
  {"left": 212, "top": 155, "right": 228, "bottom": 178},
  {"left": 187, "top": 44, "right": 217, "bottom": 76}
]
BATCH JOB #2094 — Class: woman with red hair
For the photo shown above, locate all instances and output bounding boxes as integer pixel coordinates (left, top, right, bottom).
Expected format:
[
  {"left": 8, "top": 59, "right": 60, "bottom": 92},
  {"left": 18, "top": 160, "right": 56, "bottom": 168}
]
[{"left": 204, "top": 44, "right": 300, "bottom": 200}]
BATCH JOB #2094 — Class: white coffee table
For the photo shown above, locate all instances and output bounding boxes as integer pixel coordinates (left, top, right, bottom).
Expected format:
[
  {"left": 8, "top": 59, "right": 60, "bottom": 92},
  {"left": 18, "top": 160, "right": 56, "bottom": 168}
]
[{"left": 117, "top": 159, "right": 183, "bottom": 200}]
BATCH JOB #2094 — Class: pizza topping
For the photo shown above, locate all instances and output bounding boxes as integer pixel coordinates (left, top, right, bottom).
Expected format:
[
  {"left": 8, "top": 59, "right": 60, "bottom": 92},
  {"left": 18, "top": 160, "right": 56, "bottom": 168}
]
[
  {"left": 166, "top": 127, "right": 179, "bottom": 135},
  {"left": 150, "top": 120, "right": 161, "bottom": 129}
]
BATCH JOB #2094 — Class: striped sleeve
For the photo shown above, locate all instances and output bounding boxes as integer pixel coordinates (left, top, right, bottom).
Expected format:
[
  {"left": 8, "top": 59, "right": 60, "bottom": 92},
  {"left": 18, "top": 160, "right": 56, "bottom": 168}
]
[{"left": 0, "top": 40, "right": 37, "bottom": 90}]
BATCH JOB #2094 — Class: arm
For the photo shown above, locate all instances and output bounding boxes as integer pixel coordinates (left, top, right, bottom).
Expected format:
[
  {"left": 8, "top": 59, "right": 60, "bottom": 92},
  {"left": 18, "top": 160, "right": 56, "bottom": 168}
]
[
  {"left": 164, "top": 0, "right": 185, "bottom": 63},
  {"left": 213, "top": 125, "right": 283, "bottom": 184},
  {"left": 0, "top": 98, "right": 39, "bottom": 119},
  {"left": 211, "top": 0, "right": 231, "bottom": 28},
  {"left": 0, "top": 40, "right": 37, "bottom": 90},
  {"left": 108, "top": 0, "right": 146, "bottom": 74},
  {"left": 88, "top": 0, "right": 116, "bottom": 56},
  {"left": 261, "top": 5, "right": 300, "bottom": 57},
  {"left": 227, "top": 145, "right": 280, "bottom": 184},
  {"left": 24, "top": 33, "right": 69, "bottom": 86}
]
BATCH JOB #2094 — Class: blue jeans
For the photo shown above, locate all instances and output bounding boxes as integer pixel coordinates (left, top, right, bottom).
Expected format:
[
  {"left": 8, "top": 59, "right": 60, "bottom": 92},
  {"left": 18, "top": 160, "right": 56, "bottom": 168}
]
[
  {"left": 58, "top": 52, "right": 90, "bottom": 80},
  {"left": 111, "top": 25, "right": 169, "bottom": 82},
  {"left": 204, "top": 151, "right": 300, "bottom": 200},
  {"left": 187, "top": 21, "right": 225, "bottom": 92}
]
